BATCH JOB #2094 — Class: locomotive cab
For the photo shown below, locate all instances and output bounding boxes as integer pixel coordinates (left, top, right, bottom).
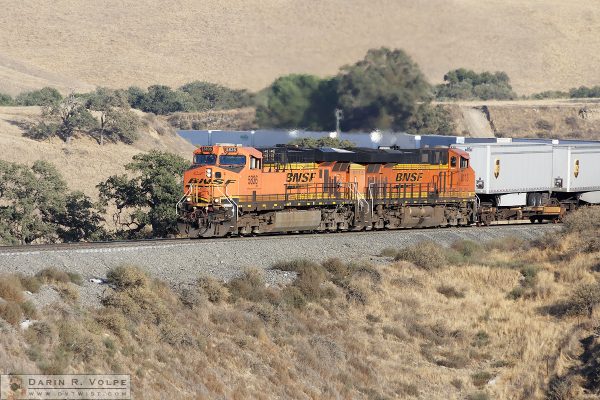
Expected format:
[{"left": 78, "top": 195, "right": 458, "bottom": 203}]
[{"left": 182, "top": 144, "right": 262, "bottom": 208}]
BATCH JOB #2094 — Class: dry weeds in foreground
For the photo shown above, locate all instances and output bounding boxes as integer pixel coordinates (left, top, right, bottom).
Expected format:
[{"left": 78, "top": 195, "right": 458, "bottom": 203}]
[{"left": 2, "top": 211, "right": 600, "bottom": 398}]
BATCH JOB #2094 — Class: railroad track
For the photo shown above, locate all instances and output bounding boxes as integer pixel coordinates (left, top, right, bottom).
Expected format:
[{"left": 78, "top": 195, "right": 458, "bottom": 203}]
[{"left": 0, "top": 220, "right": 554, "bottom": 255}]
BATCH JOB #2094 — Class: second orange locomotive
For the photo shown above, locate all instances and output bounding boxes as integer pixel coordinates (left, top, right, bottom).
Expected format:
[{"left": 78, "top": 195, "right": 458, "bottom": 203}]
[{"left": 177, "top": 144, "right": 476, "bottom": 237}]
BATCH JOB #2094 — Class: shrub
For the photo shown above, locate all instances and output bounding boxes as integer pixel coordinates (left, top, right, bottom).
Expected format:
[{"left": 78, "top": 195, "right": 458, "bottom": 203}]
[
  {"left": 17, "top": 275, "right": 42, "bottom": 293},
  {"left": 0, "top": 301, "right": 23, "bottom": 325},
  {"left": 272, "top": 259, "right": 327, "bottom": 300},
  {"left": 394, "top": 241, "right": 447, "bottom": 270},
  {"left": 106, "top": 265, "right": 149, "bottom": 290},
  {"left": 56, "top": 283, "right": 79, "bottom": 303},
  {"left": 0, "top": 92, "right": 12, "bottom": 105},
  {"left": 15, "top": 87, "right": 62, "bottom": 106},
  {"left": 437, "top": 285, "right": 465, "bottom": 298},
  {"left": 197, "top": 276, "right": 227, "bottom": 303},
  {"left": 380, "top": 247, "right": 398, "bottom": 257},
  {"left": 435, "top": 68, "right": 516, "bottom": 100},
  {"left": 227, "top": 268, "right": 266, "bottom": 302},
  {"left": 484, "top": 236, "right": 526, "bottom": 252},
  {"left": 471, "top": 371, "right": 493, "bottom": 388},
  {"left": 564, "top": 282, "right": 600, "bottom": 317},
  {"left": 536, "top": 119, "right": 554, "bottom": 131},
  {"left": 24, "top": 121, "right": 60, "bottom": 140},
  {"left": 405, "top": 103, "right": 455, "bottom": 135},
  {"left": 36, "top": 268, "right": 71, "bottom": 284},
  {"left": 451, "top": 239, "right": 483, "bottom": 258},
  {"left": 20, "top": 301, "right": 38, "bottom": 319},
  {"left": 0, "top": 275, "right": 24, "bottom": 302}
]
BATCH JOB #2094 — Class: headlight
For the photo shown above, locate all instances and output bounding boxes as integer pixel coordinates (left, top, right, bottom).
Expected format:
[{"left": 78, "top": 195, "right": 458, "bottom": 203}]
[
  {"left": 206, "top": 168, "right": 212, "bottom": 178},
  {"left": 186, "top": 196, "right": 191, "bottom": 202},
  {"left": 214, "top": 198, "right": 221, "bottom": 203}
]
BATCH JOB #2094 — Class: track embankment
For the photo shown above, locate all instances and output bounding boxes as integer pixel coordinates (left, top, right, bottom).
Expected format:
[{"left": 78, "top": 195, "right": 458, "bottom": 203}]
[{"left": 0, "top": 224, "right": 558, "bottom": 286}]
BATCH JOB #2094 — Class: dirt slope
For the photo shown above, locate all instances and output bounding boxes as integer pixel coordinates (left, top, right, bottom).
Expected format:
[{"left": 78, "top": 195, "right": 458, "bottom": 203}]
[
  {"left": 1, "top": 1, "right": 600, "bottom": 95},
  {"left": 0, "top": 107, "right": 194, "bottom": 198}
]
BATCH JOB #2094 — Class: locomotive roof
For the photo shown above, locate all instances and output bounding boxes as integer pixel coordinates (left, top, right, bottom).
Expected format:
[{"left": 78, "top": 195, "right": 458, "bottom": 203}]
[{"left": 260, "top": 146, "right": 451, "bottom": 164}]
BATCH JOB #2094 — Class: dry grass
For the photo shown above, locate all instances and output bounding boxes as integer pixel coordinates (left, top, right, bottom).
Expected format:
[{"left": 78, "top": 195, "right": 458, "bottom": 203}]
[
  {"left": 0, "top": 107, "right": 193, "bottom": 201},
  {"left": 2, "top": 1, "right": 600, "bottom": 95},
  {"left": 4, "top": 211, "right": 600, "bottom": 398}
]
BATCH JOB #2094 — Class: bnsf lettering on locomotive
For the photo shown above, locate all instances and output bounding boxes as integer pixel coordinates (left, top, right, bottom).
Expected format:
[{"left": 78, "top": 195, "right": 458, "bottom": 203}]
[
  {"left": 286, "top": 172, "right": 316, "bottom": 183},
  {"left": 188, "top": 178, "right": 236, "bottom": 186},
  {"left": 395, "top": 172, "right": 423, "bottom": 182}
]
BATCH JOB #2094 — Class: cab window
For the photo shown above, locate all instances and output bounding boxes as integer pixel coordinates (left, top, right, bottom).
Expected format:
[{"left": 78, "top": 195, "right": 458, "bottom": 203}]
[
  {"left": 460, "top": 157, "right": 469, "bottom": 169},
  {"left": 219, "top": 155, "right": 246, "bottom": 166},
  {"left": 450, "top": 156, "right": 457, "bottom": 168},
  {"left": 250, "top": 156, "right": 262, "bottom": 170},
  {"left": 194, "top": 154, "right": 216, "bottom": 165}
]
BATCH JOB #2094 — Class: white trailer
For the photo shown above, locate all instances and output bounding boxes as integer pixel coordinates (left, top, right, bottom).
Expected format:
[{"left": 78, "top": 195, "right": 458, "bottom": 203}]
[{"left": 452, "top": 143, "right": 554, "bottom": 206}]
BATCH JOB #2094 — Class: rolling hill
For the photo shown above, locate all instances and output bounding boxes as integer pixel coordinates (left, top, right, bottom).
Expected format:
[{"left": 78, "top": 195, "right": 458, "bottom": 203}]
[{"left": 0, "top": 1, "right": 600, "bottom": 95}]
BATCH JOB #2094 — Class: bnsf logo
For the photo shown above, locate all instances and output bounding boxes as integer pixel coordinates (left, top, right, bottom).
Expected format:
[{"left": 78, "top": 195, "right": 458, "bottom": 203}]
[
  {"left": 286, "top": 172, "right": 316, "bottom": 183},
  {"left": 395, "top": 172, "right": 423, "bottom": 182},
  {"left": 188, "top": 178, "right": 236, "bottom": 185}
]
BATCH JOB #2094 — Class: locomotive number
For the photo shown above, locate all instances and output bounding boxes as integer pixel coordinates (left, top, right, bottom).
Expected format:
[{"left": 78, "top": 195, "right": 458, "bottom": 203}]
[
  {"left": 286, "top": 172, "right": 316, "bottom": 183},
  {"left": 248, "top": 175, "right": 259, "bottom": 185}
]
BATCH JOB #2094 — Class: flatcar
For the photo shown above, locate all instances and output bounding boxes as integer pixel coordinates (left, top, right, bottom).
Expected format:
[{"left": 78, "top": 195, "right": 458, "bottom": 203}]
[{"left": 177, "top": 144, "right": 478, "bottom": 238}]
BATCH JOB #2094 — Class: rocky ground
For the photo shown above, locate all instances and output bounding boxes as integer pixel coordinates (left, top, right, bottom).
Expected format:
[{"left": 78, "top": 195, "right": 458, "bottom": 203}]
[{"left": 0, "top": 224, "right": 558, "bottom": 308}]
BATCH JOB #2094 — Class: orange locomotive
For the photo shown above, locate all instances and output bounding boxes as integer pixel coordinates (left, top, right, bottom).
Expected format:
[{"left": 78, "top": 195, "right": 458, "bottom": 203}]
[{"left": 177, "top": 144, "right": 476, "bottom": 237}]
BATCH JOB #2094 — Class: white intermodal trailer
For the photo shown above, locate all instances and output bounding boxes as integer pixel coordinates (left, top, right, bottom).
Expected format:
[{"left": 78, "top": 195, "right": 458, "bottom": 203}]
[
  {"left": 552, "top": 145, "right": 600, "bottom": 204},
  {"left": 452, "top": 143, "right": 555, "bottom": 207}
]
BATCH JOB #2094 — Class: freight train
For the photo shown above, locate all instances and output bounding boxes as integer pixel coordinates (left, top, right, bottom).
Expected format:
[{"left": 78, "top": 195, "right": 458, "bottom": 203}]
[{"left": 176, "top": 142, "right": 595, "bottom": 238}]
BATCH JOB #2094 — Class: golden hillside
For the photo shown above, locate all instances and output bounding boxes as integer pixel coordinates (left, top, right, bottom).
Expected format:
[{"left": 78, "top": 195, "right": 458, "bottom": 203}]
[
  {"left": 0, "top": 107, "right": 194, "bottom": 197},
  {"left": 1, "top": 1, "right": 600, "bottom": 95}
]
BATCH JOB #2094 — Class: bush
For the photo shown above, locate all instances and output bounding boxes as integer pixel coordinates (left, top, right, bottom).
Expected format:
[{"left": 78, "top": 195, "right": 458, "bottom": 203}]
[
  {"left": 0, "top": 275, "right": 24, "bottom": 302},
  {"left": 18, "top": 275, "right": 42, "bottom": 293},
  {"left": 437, "top": 285, "right": 465, "bottom": 298},
  {"left": 406, "top": 103, "right": 455, "bottom": 135},
  {"left": 272, "top": 259, "right": 327, "bottom": 300},
  {"left": 380, "top": 247, "right": 398, "bottom": 257},
  {"left": 0, "top": 301, "right": 23, "bottom": 325},
  {"left": 197, "top": 276, "right": 227, "bottom": 303},
  {"left": 564, "top": 282, "right": 600, "bottom": 317},
  {"left": 106, "top": 265, "right": 149, "bottom": 290},
  {"left": 471, "top": 371, "right": 493, "bottom": 388},
  {"left": 15, "top": 87, "right": 62, "bottom": 106},
  {"left": 0, "top": 92, "right": 12, "bottom": 106},
  {"left": 451, "top": 239, "right": 483, "bottom": 258},
  {"left": 36, "top": 268, "right": 71, "bottom": 284},
  {"left": 24, "top": 121, "right": 60, "bottom": 140},
  {"left": 435, "top": 68, "right": 516, "bottom": 100},
  {"left": 227, "top": 268, "right": 266, "bottom": 302},
  {"left": 535, "top": 119, "right": 554, "bottom": 131},
  {"left": 394, "top": 241, "right": 447, "bottom": 270}
]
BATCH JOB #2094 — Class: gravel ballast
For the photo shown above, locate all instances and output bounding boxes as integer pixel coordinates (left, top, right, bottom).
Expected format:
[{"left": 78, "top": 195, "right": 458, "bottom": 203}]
[{"left": 1, "top": 225, "right": 558, "bottom": 285}]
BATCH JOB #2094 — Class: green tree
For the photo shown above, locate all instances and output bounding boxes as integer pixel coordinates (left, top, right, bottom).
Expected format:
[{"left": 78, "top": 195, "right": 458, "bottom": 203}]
[
  {"left": 15, "top": 87, "right": 63, "bottom": 106},
  {"left": 97, "top": 151, "right": 190, "bottom": 238},
  {"left": 0, "top": 92, "right": 13, "bottom": 106},
  {"left": 126, "top": 86, "right": 147, "bottom": 109},
  {"left": 336, "top": 47, "right": 432, "bottom": 131},
  {"left": 47, "top": 94, "right": 98, "bottom": 142},
  {"left": 435, "top": 68, "right": 516, "bottom": 100},
  {"left": 257, "top": 74, "right": 321, "bottom": 128},
  {"left": 405, "top": 104, "right": 456, "bottom": 135},
  {"left": 289, "top": 137, "right": 355, "bottom": 148},
  {"left": 179, "top": 81, "right": 253, "bottom": 111},
  {"left": 103, "top": 108, "right": 140, "bottom": 144},
  {"left": 140, "top": 85, "right": 193, "bottom": 114},
  {"left": 55, "top": 191, "right": 106, "bottom": 242},
  {"left": 85, "top": 87, "right": 130, "bottom": 145},
  {"left": 0, "top": 161, "right": 67, "bottom": 244}
]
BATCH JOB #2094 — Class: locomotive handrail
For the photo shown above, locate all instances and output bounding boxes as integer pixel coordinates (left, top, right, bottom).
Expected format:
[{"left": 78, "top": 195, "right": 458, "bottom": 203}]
[{"left": 176, "top": 186, "right": 192, "bottom": 216}]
